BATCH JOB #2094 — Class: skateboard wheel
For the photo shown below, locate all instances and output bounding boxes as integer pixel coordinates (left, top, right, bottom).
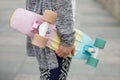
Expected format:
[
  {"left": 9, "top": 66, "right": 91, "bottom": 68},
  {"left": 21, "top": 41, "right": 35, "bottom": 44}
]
[
  {"left": 94, "top": 38, "right": 106, "bottom": 49},
  {"left": 42, "top": 10, "right": 58, "bottom": 24},
  {"left": 32, "top": 34, "right": 48, "bottom": 48},
  {"left": 86, "top": 56, "right": 99, "bottom": 67}
]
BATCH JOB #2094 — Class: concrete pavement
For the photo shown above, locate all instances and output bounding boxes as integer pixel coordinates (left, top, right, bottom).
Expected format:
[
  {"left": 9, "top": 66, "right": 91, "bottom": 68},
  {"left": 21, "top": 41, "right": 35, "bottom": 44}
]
[{"left": 0, "top": 0, "right": 120, "bottom": 80}]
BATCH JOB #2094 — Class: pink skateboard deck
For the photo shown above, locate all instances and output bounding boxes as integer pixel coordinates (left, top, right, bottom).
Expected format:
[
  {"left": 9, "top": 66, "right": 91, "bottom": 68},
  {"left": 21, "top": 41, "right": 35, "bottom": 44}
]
[{"left": 10, "top": 8, "right": 94, "bottom": 59}]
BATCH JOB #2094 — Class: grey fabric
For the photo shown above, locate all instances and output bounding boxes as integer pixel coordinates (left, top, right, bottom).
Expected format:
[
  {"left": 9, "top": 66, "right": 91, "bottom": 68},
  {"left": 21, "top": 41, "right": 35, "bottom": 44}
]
[
  {"left": 33, "top": 46, "right": 59, "bottom": 69},
  {"left": 26, "top": 0, "right": 75, "bottom": 70}
]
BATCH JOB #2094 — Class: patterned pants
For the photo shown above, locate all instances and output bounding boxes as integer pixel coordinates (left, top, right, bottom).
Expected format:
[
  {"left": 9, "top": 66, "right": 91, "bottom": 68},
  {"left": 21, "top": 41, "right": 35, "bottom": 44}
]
[{"left": 39, "top": 56, "right": 72, "bottom": 80}]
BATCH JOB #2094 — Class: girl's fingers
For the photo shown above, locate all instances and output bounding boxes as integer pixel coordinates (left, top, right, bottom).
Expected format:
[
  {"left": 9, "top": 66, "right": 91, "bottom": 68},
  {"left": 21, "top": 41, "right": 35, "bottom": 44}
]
[
  {"left": 56, "top": 48, "right": 62, "bottom": 54},
  {"left": 58, "top": 53, "right": 64, "bottom": 57},
  {"left": 57, "top": 50, "right": 68, "bottom": 58},
  {"left": 71, "top": 48, "right": 75, "bottom": 56},
  {"left": 63, "top": 55, "right": 68, "bottom": 59}
]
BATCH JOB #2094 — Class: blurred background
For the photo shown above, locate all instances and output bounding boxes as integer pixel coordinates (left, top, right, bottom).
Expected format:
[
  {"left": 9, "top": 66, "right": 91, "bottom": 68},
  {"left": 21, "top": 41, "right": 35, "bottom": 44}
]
[{"left": 0, "top": 0, "right": 120, "bottom": 80}]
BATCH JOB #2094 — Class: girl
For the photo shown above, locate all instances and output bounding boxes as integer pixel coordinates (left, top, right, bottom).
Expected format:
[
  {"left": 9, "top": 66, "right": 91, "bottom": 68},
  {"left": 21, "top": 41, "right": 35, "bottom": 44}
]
[{"left": 26, "top": 0, "right": 75, "bottom": 80}]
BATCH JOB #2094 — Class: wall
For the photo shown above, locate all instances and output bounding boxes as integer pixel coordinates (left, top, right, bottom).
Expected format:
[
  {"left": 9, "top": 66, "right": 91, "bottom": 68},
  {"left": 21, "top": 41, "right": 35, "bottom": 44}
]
[{"left": 96, "top": 0, "right": 120, "bottom": 21}]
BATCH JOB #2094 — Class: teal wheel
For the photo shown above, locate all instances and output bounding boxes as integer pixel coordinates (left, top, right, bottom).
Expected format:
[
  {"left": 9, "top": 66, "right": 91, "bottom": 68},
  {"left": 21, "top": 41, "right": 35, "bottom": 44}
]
[
  {"left": 94, "top": 38, "right": 106, "bottom": 49},
  {"left": 86, "top": 56, "right": 99, "bottom": 67}
]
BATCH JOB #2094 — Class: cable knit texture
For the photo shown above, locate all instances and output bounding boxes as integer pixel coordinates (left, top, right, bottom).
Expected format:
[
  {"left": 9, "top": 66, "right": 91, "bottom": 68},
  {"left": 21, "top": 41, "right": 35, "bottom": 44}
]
[{"left": 26, "top": 0, "right": 75, "bottom": 70}]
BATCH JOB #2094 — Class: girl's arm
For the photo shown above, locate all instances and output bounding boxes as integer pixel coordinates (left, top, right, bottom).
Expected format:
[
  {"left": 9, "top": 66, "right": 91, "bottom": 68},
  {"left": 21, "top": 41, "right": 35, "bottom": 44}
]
[
  {"left": 55, "top": 0, "right": 75, "bottom": 46},
  {"left": 54, "top": 0, "right": 75, "bottom": 58}
]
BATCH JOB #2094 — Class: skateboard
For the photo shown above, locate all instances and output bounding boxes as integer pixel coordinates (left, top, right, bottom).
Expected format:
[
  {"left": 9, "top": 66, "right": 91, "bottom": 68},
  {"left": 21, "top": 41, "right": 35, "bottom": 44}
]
[{"left": 10, "top": 8, "right": 106, "bottom": 67}]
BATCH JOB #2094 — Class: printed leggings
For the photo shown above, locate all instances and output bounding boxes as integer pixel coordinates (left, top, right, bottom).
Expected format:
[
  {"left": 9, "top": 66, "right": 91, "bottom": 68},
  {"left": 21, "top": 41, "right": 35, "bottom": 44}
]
[{"left": 39, "top": 56, "right": 72, "bottom": 80}]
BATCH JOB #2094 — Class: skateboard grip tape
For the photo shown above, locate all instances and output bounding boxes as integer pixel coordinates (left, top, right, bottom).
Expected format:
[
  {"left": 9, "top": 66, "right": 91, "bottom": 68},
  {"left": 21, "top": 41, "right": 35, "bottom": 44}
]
[
  {"left": 32, "top": 34, "right": 48, "bottom": 48},
  {"left": 42, "top": 10, "right": 58, "bottom": 24}
]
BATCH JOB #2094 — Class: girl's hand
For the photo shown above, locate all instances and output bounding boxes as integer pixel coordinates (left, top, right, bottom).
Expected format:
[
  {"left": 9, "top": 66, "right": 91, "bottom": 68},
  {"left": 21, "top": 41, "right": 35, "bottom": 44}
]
[{"left": 56, "top": 45, "right": 75, "bottom": 59}]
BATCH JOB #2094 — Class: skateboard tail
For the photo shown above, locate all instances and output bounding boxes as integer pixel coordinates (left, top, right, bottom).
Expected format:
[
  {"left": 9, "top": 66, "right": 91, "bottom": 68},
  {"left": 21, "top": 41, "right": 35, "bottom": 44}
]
[{"left": 73, "top": 31, "right": 94, "bottom": 60}]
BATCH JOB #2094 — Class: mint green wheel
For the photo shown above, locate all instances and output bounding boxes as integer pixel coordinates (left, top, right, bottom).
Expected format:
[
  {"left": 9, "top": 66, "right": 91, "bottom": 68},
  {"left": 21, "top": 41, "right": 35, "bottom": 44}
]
[
  {"left": 86, "top": 56, "right": 99, "bottom": 67},
  {"left": 94, "top": 38, "right": 106, "bottom": 49}
]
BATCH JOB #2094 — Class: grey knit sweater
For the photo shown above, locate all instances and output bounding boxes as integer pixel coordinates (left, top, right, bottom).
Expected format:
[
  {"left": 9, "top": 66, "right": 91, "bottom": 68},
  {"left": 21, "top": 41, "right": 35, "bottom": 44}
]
[{"left": 26, "top": 0, "right": 75, "bottom": 69}]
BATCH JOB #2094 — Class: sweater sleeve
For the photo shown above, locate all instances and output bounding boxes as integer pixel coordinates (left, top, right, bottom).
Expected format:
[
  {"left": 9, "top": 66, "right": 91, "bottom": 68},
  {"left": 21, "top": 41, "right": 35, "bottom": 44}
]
[{"left": 54, "top": 0, "right": 75, "bottom": 46}]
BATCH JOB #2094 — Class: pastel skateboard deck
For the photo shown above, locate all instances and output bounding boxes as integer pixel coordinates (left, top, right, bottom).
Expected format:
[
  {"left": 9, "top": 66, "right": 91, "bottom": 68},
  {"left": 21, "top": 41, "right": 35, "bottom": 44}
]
[
  {"left": 10, "top": 8, "right": 43, "bottom": 37},
  {"left": 10, "top": 8, "right": 106, "bottom": 67}
]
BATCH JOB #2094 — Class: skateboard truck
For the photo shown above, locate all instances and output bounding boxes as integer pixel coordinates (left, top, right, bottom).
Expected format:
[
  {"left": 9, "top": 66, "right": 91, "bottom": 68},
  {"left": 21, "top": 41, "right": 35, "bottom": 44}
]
[
  {"left": 32, "top": 22, "right": 49, "bottom": 48},
  {"left": 86, "top": 38, "right": 106, "bottom": 67},
  {"left": 32, "top": 10, "right": 58, "bottom": 48}
]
